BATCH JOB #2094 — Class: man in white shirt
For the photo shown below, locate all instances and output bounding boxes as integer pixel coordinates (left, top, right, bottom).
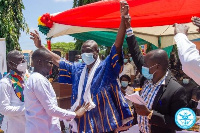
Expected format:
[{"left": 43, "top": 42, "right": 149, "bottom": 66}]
[
  {"left": 0, "top": 50, "right": 28, "bottom": 133},
  {"left": 24, "top": 48, "right": 89, "bottom": 133},
  {"left": 174, "top": 17, "right": 200, "bottom": 85},
  {"left": 120, "top": 54, "right": 135, "bottom": 84}
]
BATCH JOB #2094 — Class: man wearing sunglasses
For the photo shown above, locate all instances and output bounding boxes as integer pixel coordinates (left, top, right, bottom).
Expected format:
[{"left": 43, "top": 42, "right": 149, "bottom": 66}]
[{"left": 0, "top": 50, "right": 29, "bottom": 133}]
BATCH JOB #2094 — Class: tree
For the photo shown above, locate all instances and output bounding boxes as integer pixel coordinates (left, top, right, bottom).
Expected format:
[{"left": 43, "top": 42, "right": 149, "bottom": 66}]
[
  {"left": 73, "top": 0, "right": 99, "bottom": 8},
  {"left": 45, "top": 42, "right": 76, "bottom": 57},
  {"left": 0, "top": 0, "right": 28, "bottom": 53}
]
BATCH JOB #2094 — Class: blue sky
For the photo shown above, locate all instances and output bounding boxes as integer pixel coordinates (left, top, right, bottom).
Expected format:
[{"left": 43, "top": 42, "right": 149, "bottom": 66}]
[{"left": 19, "top": 0, "right": 75, "bottom": 51}]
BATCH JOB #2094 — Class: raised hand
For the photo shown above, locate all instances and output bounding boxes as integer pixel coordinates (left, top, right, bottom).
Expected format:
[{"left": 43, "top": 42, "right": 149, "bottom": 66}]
[
  {"left": 191, "top": 16, "right": 200, "bottom": 33},
  {"left": 30, "top": 30, "right": 43, "bottom": 49},
  {"left": 120, "top": 1, "right": 129, "bottom": 17},
  {"left": 173, "top": 23, "right": 189, "bottom": 35},
  {"left": 75, "top": 102, "right": 90, "bottom": 118}
]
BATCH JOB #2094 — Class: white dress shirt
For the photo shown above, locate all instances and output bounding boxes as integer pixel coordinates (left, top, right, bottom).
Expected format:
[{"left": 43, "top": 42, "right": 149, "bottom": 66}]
[
  {"left": 119, "top": 62, "right": 135, "bottom": 78},
  {"left": 24, "top": 72, "right": 76, "bottom": 133},
  {"left": 174, "top": 33, "right": 200, "bottom": 85},
  {"left": 0, "top": 75, "right": 25, "bottom": 133}
]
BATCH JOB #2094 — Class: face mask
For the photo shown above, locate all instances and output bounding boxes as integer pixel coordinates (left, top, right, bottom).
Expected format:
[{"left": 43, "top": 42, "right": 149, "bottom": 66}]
[
  {"left": 81, "top": 53, "right": 95, "bottom": 65},
  {"left": 142, "top": 64, "right": 157, "bottom": 80},
  {"left": 17, "top": 62, "right": 27, "bottom": 73},
  {"left": 183, "top": 78, "right": 189, "bottom": 84},
  {"left": 124, "top": 59, "right": 128, "bottom": 63},
  {"left": 78, "top": 59, "right": 83, "bottom": 63},
  {"left": 129, "top": 57, "right": 133, "bottom": 62},
  {"left": 197, "top": 101, "right": 200, "bottom": 109},
  {"left": 121, "top": 81, "right": 129, "bottom": 87}
]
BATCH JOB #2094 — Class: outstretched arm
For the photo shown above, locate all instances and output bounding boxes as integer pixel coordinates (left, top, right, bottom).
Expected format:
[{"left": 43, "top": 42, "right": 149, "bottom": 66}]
[
  {"left": 174, "top": 23, "right": 200, "bottom": 85},
  {"left": 30, "top": 30, "right": 60, "bottom": 67},
  {"left": 125, "top": 15, "right": 144, "bottom": 73},
  {"left": 114, "top": 1, "right": 129, "bottom": 58}
]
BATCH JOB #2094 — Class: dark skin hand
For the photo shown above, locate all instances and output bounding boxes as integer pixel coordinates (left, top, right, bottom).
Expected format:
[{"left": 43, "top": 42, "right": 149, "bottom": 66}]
[
  {"left": 133, "top": 103, "right": 151, "bottom": 116},
  {"left": 75, "top": 102, "right": 91, "bottom": 118},
  {"left": 191, "top": 16, "right": 200, "bottom": 33}
]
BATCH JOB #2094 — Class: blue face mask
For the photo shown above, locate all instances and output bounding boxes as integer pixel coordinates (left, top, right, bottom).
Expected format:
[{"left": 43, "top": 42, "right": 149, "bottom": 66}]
[
  {"left": 121, "top": 81, "right": 129, "bottom": 87},
  {"left": 142, "top": 65, "right": 157, "bottom": 80},
  {"left": 78, "top": 59, "right": 83, "bottom": 63},
  {"left": 129, "top": 57, "right": 133, "bottom": 62},
  {"left": 81, "top": 53, "right": 95, "bottom": 65},
  {"left": 124, "top": 59, "right": 128, "bottom": 63}
]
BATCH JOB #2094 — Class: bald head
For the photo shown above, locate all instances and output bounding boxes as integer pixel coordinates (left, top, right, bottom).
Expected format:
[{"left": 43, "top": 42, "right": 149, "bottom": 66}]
[
  {"left": 7, "top": 50, "right": 23, "bottom": 62},
  {"left": 81, "top": 40, "right": 99, "bottom": 53},
  {"left": 146, "top": 49, "right": 169, "bottom": 71},
  {"left": 32, "top": 48, "right": 51, "bottom": 63},
  {"left": 32, "top": 49, "right": 53, "bottom": 76}
]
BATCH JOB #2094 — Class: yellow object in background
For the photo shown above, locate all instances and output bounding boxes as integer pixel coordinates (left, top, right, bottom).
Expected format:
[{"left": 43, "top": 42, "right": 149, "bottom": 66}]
[
  {"left": 133, "top": 88, "right": 142, "bottom": 92},
  {"left": 49, "top": 78, "right": 53, "bottom": 83},
  {"left": 0, "top": 128, "right": 4, "bottom": 133}
]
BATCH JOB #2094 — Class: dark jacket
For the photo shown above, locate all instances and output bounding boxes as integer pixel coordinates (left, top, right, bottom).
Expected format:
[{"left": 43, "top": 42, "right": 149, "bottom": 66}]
[{"left": 126, "top": 35, "right": 187, "bottom": 133}]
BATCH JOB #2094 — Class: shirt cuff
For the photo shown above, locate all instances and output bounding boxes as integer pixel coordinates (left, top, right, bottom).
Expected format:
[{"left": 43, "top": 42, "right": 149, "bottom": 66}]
[
  {"left": 126, "top": 28, "right": 134, "bottom": 37},
  {"left": 174, "top": 33, "right": 187, "bottom": 42}
]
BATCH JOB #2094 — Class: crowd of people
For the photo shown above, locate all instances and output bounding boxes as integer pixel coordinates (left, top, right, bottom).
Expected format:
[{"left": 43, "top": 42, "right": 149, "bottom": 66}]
[{"left": 1, "top": 1, "right": 200, "bottom": 133}]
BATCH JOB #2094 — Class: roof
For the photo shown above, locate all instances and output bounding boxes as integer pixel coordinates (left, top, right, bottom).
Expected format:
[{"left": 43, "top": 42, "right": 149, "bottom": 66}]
[{"left": 22, "top": 50, "right": 33, "bottom": 54}]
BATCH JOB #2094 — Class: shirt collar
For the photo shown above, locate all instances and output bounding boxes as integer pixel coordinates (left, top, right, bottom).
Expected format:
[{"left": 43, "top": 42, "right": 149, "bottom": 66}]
[{"left": 147, "top": 71, "right": 168, "bottom": 86}]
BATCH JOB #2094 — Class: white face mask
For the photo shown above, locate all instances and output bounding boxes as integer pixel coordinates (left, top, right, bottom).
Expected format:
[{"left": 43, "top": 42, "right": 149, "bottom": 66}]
[
  {"left": 17, "top": 62, "right": 27, "bottom": 73},
  {"left": 183, "top": 78, "right": 189, "bottom": 84}
]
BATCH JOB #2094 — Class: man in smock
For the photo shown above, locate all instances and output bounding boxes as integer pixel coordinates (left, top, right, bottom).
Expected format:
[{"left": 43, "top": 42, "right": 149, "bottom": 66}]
[{"left": 30, "top": 1, "right": 133, "bottom": 132}]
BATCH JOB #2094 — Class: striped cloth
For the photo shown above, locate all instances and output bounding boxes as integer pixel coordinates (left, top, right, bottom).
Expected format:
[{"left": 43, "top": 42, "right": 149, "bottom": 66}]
[
  {"left": 138, "top": 72, "right": 168, "bottom": 133},
  {"left": 59, "top": 45, "right": 133, "bottom": 133}
]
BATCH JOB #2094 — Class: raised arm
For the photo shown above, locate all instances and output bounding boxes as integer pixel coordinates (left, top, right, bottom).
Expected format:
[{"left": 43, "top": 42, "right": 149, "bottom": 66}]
[
  {"left": 174, "top": 23, "right": 200, "bottom": 85},
  {"left": 30, "top": 30, "right": 60, "bottom": 67},
  {"left": 125, "top": 16, "right": 144, "bottom": 73},
  {"left": 114, "top": 1, "right": 129, "bottom": 57}
]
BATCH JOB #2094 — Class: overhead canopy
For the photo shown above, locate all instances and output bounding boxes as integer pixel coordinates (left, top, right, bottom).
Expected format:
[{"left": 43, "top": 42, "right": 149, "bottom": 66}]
[
  {"left": 69, "top": 31, "right": 174, "bottom": 57},
  {"left": 51, "top": 0, "right": 200, "bottom": 28},
  {"left": 69, "top": 31, "right": 149, "bottom": 47},
  {"left": 38, "top": 0, "right": 200, "bottom": 48}
]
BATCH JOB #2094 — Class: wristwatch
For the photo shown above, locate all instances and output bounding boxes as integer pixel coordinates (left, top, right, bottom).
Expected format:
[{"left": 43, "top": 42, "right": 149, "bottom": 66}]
[{"left": 147, "top": 110, "right": 153, "bottom": 120}]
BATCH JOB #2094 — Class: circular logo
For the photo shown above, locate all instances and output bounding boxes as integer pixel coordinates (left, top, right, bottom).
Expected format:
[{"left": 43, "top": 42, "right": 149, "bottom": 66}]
[{"left": 175, "top": 108, "right": 196, "bottom": 129}]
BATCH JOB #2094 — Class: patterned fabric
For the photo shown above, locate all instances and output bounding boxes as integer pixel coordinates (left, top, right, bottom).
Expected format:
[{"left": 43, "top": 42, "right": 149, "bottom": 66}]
[
  {"left": 59, "top": 45, "right": 133, "bottom": 133},
  {"left": 8, "top": 70, "right": 29, "bottom": 102},
  {"left": 138, "top": 72, "right": 168, "bottom": 133}
]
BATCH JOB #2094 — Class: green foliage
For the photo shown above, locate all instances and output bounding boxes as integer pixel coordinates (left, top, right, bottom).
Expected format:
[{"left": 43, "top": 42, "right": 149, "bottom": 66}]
[
  {"left": 74, "top": 39, "right": 83, "bottom": 51},
  {"left": 45, "top": 42, "right": 76, "bottom": 57},
  {"left": 0, "top": 0, "right": 28, "bottom": 53},
  {"left": 73, "top": 0, "right": 99, "bottom": 8}
]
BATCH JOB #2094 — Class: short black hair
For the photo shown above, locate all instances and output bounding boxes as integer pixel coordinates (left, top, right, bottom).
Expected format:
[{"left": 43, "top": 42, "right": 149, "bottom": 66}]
[
  {"left": 32, "top": 48, "right": 50, "bottom": 61},
  {"left": 148, "top": 49, "right": 169, "bottom": 71},
  {"left": 7, "top": 50, "right": 23, "bottom": 61},
  {"left": 120, "top": 74, "right": 131, "bottom": 82}
]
